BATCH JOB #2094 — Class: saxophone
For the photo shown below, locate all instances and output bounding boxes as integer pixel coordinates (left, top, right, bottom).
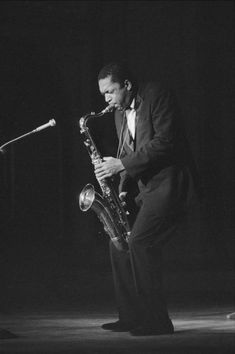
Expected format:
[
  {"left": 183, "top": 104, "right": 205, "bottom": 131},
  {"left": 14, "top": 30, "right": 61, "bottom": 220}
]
[{"left": 78, "top": 105, "right": 130, "bottom": 251}]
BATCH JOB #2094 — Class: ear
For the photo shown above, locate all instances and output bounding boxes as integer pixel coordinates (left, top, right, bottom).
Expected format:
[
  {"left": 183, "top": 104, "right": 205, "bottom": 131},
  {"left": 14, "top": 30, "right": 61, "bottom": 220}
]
[{"left": 124, "top": 79, "right": 132, "bottom": 91}]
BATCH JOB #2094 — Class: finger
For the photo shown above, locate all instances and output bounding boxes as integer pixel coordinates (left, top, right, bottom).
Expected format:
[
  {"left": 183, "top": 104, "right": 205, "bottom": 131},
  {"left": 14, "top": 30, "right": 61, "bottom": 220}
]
[
  {"left": 94, "top": 163, "right": 104, "bottom": 171},
  {"left": 95, "top": 170, "right": 112, "bottom": 180},
  {"left": 95, "top": 169, "right": 107, "bottom": 178},
  {"left": 95, "top": 169, "right": 104, "bottom": 177},
  {"left": 103, "top": 156, "right": 112, "bottom": 162}
]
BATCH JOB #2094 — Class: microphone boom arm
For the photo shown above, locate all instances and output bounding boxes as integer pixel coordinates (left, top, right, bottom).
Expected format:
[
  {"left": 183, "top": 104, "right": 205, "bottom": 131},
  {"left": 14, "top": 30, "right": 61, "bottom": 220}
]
[{"left": 0, "top": 119, "right": 56, "bottom": 153}]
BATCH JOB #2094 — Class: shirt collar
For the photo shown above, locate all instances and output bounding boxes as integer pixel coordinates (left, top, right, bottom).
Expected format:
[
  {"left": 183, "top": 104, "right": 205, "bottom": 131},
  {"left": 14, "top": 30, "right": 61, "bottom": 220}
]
[{"left": 130, "top": 98, "right": 135, "bottom": 110}]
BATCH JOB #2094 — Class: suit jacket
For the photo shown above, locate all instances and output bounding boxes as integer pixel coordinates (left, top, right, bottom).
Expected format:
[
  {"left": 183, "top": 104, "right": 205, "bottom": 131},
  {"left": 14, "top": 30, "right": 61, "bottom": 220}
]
[{"left": 114, "top": 82, "right": 197, "bottom": 217}]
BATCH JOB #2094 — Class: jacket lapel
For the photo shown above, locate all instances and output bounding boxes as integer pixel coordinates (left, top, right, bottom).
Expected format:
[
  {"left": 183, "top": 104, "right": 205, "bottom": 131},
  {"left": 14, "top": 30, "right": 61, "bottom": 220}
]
[{"left": 115, "top": 91, "right": 143, "bottom": 155}]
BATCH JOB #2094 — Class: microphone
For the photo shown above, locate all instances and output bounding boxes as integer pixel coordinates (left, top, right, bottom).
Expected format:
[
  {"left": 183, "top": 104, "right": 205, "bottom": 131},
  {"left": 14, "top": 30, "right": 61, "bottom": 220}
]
[
  {"left": 0, "top": 119, "right": 56, "bottom": 154},
  {"left": 32, "top": 119, "right": 56, "bottom": 133}
]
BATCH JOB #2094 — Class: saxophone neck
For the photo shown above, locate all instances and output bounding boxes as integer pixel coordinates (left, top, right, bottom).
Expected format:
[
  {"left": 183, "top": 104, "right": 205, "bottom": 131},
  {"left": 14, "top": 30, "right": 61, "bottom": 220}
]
[
  {"left": 79, "top": 113, "right": 94, "bottom": 132},
  {"left": 100, "top": 104, "right": 115, "bottom": 115},
  {"left": 79, "top": 105, "right": 114, "bottom": 131}
]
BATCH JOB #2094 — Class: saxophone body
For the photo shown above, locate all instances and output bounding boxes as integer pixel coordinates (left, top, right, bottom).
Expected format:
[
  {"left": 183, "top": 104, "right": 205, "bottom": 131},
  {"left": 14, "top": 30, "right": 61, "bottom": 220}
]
[{"left": 78, "top": 106, "right": 130, "bottom": 251}]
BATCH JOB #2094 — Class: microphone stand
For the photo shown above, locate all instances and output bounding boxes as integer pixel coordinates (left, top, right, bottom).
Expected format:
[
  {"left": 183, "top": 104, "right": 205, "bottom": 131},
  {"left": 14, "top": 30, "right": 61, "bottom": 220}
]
[
  {"left": 0, "top": 329, "right": 18, "bottom": 339},
  {"left": 0, "top": 119, "right": 56, "bottom": 153},
  {"left": 0, "top": 119, "right": 56, "bottom": 339},
  {"left": 0, "top": 118, "right": 56, "bottom": 218}
]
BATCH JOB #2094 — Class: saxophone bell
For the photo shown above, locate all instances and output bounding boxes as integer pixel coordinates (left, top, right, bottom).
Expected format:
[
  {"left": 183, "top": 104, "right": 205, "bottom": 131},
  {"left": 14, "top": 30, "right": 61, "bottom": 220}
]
[{"left": 79, "top": 184, "right": 95, "bottom": 212}]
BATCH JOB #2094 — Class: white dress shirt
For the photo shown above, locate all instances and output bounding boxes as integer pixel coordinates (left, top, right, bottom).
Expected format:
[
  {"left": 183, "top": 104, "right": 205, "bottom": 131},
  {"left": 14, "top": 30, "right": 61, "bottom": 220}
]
[{"left": 126, "top": 98, "right": 136, "bottom": 139}]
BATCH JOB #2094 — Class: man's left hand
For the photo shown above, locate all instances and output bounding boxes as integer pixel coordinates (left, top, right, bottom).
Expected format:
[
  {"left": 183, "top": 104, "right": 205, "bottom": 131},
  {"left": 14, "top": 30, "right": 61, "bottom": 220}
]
[{"left": 94, "top": 157, "right": 125, "bottom": 180}]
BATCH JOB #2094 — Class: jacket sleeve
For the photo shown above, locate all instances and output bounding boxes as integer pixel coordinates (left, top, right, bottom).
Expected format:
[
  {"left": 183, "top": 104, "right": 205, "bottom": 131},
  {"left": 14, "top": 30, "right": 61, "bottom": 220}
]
[
  {"left": 121, "top": 85, "right": 178, "bottom": 179},
  {"left": 118, "top": 170, "right": 129, "bottom": 193}
]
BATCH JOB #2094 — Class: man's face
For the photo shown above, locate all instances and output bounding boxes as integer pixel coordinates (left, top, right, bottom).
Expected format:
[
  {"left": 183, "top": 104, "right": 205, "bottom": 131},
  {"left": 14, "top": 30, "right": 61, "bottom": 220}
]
[{"left": 98, "top": 75, "right": 132, "bottom": 111}]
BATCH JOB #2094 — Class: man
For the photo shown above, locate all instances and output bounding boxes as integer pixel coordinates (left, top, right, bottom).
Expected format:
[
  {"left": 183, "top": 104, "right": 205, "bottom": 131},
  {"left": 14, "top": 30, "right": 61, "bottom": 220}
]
[{"left": 94, "top": 62, "right": 197, "bottom": 336}]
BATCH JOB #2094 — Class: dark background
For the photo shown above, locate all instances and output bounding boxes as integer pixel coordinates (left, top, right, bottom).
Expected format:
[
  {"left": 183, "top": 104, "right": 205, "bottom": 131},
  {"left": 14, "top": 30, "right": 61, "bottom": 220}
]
[{"left": 0, "top": 1, "right": 234, "bottom": 310}]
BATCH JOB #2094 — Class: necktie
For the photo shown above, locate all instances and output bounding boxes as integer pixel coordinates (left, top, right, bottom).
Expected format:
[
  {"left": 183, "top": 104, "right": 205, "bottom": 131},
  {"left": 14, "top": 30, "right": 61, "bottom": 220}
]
[{"left": 117, "top": 111, "right": 135, "bottom": 158}]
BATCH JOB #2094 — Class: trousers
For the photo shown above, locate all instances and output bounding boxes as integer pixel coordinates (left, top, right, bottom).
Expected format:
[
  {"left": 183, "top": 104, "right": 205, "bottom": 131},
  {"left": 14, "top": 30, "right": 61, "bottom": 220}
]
[{"left": 110, "top": 200, "right": 181, "bottom": 327}]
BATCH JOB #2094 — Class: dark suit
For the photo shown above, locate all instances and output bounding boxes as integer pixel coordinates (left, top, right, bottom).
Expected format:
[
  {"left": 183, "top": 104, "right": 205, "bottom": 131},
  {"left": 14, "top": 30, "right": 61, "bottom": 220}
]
[{"left": 109, "top": 82, "right": 197, "bottom": 328}]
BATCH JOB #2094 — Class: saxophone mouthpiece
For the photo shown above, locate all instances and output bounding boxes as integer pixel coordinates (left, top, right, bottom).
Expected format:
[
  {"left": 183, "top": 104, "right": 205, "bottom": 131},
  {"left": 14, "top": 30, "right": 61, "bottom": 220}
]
[{"left": 101, "top": 105, "right": 114, "bottom": 114}]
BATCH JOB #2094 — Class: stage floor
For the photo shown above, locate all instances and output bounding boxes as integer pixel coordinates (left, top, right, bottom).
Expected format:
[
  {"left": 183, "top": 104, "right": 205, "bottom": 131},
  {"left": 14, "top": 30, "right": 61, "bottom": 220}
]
[
  {"left": 0, "top": 305, "right": 234, "bottom": 354},
  {"left": 1, "top": 250, "right": 234, "bottom": 353}
]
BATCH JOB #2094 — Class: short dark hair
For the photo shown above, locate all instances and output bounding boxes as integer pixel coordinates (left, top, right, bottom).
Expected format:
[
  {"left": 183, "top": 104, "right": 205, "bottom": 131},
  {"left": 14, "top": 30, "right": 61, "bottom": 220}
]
[{"left": 98, "top": 62, "right": 137, "bottom": 88}]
